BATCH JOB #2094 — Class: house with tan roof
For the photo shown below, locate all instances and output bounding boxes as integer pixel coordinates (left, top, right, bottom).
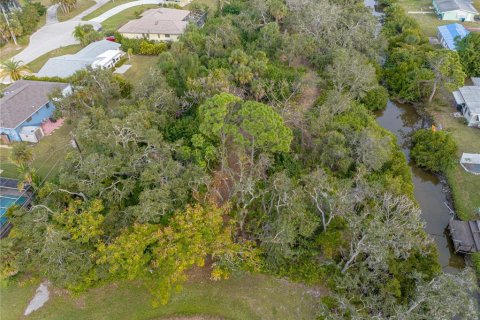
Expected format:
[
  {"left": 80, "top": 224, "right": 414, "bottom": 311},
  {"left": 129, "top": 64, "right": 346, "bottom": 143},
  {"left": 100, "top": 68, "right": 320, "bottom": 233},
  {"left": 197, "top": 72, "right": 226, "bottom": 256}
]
[{"left": 118, "top": 8, "right": 191, "bottom": 42}]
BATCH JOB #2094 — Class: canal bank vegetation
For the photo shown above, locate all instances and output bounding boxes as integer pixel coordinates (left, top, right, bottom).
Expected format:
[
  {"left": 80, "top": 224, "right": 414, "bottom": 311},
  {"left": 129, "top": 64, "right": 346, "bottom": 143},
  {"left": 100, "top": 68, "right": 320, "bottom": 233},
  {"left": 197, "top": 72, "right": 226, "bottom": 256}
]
[
  {"left": 1, "top": 0, "right": 478, "bottom": 318},
  {"left": 410, "top": 129, "right": 457, "bottom": 173},
  {"left": 381, "top": 0, "right": 480, "bottom": 279}
]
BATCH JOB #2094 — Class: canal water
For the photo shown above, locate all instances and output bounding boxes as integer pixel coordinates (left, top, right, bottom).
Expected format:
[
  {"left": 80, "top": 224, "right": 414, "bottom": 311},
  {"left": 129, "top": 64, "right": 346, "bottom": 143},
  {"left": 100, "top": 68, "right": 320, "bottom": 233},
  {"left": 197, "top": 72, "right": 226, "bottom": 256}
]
[
  {"left": 376, "top": 101, "right": 464, "bottom": 272},
  {"left": 364, "top": 0, "right": 464, "bottom": 272}
]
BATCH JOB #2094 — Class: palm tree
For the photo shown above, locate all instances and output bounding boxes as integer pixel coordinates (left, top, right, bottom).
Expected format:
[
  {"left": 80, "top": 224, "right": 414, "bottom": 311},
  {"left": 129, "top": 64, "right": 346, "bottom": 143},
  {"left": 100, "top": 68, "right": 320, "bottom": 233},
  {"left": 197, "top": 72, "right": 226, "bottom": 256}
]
[{"left": 0, "top": 59, "right": 30, "bottom": 81}]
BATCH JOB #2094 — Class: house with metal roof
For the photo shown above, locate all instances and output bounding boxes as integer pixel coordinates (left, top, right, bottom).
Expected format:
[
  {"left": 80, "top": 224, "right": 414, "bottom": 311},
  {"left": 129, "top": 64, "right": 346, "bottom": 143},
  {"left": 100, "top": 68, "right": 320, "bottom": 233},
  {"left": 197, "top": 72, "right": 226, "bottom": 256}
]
[
  {"left": 433, "top": 0, "right": 479, "bottom": 21},
  {"left": 0, "top": 80, "right": 70, "bottom": 143},
  {"left": 453, "top": 81, "right": 480, "bottom": 127},
  {"left": 118, "top": 8, "right": 191, "bottom": 42},
  {"left": 37, "top": 40, "right": 124, "bottom": 78},
  {"left": 437, "top": 23, "right": 470, "bottom": 50}
]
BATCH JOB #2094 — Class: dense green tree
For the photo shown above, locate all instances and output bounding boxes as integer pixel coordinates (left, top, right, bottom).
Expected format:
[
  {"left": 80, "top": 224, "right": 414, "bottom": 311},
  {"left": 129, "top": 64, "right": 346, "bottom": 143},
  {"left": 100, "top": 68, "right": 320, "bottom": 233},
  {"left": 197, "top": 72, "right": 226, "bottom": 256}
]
[
  {"left": 97, "top": 204, "right": 259, "bottom": 305},
  {"left": 456, "top": 33, "right": 480, "bottom": 77},
  {"left": 361, "top": 86, "right": 389, "bottom": 111},
  {"left": 410, "top": 129, "right": 457, "bottom": 173},
  {"left": 425, "top": 49, "right": 465, "bottom": 103}
]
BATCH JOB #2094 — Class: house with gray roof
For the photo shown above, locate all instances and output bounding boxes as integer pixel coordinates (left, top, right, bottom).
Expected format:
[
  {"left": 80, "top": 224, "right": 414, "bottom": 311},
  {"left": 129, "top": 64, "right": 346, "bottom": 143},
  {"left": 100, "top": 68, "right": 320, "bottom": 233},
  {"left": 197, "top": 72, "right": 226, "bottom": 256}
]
[
  {"left": 0, "top": 80, "right": 70, "bottom": 143},
  {"left": 118, "top": 8, "right": 191, "bottom": 42},
  {"left": 37, "top": 40, "right": 124, "bottom": 78},
  {"left": 453, "top": 80, "right": 480, "bottom": 127},
  {"left": 433, "top": 0, "right": 478, "bottom": 21}
]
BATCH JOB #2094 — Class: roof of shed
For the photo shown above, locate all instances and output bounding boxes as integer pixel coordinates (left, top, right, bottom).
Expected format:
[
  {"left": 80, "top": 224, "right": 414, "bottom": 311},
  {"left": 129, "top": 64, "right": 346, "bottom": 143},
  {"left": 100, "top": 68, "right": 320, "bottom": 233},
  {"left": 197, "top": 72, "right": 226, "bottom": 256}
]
[
  {"left": 459, "top": 86, "right": 480, "bottom": 114},
  {"left": 434, "top": 0, "right": 479, "bottom": 13},
  {"left": 37, "top": 40, "right": 121, "bottom": 78},
  {"left": 118, "top": 8, "right": 190, "bottom": 35},
  {"left": 0, "top": 80, "right": 68, "bottom": 129},
  {"left": 437, "top": 23, "right": 469, "bottom": 50}
]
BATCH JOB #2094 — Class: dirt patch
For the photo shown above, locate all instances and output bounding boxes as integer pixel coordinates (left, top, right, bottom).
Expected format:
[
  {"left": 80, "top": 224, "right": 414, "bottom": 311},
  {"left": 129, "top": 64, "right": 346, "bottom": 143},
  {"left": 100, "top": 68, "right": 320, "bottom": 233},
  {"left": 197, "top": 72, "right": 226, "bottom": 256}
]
[{"left": 297, "top": 69, "right": 321, "bottom": 112}]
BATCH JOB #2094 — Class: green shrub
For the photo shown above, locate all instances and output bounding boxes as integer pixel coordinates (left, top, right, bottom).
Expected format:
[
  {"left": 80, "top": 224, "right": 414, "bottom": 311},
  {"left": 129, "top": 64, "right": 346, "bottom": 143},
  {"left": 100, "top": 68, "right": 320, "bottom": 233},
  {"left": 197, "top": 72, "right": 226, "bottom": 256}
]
[
  {"left": 361, "top": 86, "right": 389, "bottom": 111},
  {"left": 119, "top": 35, "right": 167, "bottom": 55},
  {"left": 139, "top": 41, "right": 167, "bottom": 55},
  {"left": 410, "top": 129, "right": 457, "bottom": 173}
]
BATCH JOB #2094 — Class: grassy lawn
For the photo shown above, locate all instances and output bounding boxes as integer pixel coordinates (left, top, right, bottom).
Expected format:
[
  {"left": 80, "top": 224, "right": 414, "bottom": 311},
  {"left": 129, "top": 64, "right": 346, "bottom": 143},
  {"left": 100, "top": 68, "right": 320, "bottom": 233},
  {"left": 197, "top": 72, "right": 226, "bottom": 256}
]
[
  {"left": 0, "top": 273, "right": 319, "bottom": 320},
  {"left": 0, "top": 34, "right": 32, "bottom": 62},
  {"left": 428, "top": 91, "right": 480, "bottom": 220},
  {"left": 82, "top": 0, "right": 136, "bottom": 21},
  {"left": 396, "top": 0, "right": 480, "bottom": 37},
  {"left": 122, "top": 55, "right": 159, "bottom": 83},
  {"left": 26, "top": 44, "right": 82, "bottom": 73},
  {"left": 0, "top": 122, "right": 74, "bottom": 182},
  {"left": 57, "top": 0, "right": 96, "bottom": 22},
  {"left": 100, "top": 4, "right": 159, "bottom": 31}
]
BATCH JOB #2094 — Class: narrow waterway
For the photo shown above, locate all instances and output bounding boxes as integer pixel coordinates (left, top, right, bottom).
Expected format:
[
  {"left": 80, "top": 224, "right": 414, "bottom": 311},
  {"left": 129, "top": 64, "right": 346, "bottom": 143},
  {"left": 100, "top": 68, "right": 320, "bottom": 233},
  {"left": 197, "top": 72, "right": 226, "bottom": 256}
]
[
  {"left": 376, "top": 101, "right": 464, "bottom": 272},
  {"left": 364, "top": 0, "right": 464, "bottom": 272}
]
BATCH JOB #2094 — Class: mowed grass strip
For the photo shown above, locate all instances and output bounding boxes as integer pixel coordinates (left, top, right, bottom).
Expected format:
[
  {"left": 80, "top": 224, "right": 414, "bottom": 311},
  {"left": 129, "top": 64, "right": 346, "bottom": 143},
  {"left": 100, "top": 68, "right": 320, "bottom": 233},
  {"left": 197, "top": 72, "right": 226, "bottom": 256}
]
[
  {"left": 82, "top": 0, "right": 136, "bottom": 21},
  {"left": 100, "top": 4, "right": 159, "bottom": 31},
  {"left": 0, "top": 274, "right": 320, "bottom": 320},
  {"left": 57, "top": 0, "right": 96, "bottom": 22},
  {"left": 428, "top": 90, "right": 480, "bottom": 220}
]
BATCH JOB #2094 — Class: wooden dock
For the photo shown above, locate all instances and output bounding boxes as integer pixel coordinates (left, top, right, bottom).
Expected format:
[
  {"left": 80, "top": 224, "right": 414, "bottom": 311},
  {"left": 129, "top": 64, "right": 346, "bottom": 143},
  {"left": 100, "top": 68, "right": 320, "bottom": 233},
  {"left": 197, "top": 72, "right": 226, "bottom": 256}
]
[{"left": 448, "top": 219, "right": 480, "bottom": 254}]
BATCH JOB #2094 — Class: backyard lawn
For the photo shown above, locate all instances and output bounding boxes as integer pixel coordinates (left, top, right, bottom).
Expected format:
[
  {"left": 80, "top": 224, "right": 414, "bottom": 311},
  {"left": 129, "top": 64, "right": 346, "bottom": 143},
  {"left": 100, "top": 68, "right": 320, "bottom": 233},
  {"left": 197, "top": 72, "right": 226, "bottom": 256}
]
[
  {"left": 396, "top": 0, "right": 480, "bottom": 37},
  {"left": 0, "top": 122, "right": 74, "bottom": 182},
  {"left": 57, "top": 0, "right": 96, "bottom": 21},
  {"left": 26, "top": 45, "right": 82, "bottom": 73},
  {"left": 428, "top": 90, "right": 480, "bottom": 220},
  {"left": 100, "top": 4, "right": 159, "bottom": 31},
  {"left": 0, "top": 273, "right": 320, "bottom": 320},
  {"left": 122, "top": 55, "right": 159, "bottom": 83}
]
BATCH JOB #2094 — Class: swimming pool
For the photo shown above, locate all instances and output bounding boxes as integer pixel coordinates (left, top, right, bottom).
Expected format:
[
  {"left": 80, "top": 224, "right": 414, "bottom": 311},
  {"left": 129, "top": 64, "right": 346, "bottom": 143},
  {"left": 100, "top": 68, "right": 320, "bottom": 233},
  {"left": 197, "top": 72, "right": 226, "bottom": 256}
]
[{"left": 0, "top": 195, "right": 27, "bottom": 225}]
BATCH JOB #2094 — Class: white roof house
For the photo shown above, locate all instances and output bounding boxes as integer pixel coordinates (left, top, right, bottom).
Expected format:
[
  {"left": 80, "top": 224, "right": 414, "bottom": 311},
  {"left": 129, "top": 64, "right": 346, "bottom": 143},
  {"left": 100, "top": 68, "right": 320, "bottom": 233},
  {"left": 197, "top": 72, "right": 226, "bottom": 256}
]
[
  {"left": 37, "top": 40, "right": 124, "bottom": 78},
  {"left": 453, "top": 83, "right": 480, "bottom": 127},
  {"left": 118, "top": 8, "right": 191, "bottom": 42}
]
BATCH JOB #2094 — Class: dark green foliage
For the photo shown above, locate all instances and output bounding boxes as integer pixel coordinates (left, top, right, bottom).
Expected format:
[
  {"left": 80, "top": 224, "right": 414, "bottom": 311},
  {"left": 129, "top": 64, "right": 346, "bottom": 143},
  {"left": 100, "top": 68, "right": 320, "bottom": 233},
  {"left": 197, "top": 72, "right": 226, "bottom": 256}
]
[
  {"left": 361, "top": 86, "right": 389, "bottom": 111},
  {"left": 388, "top": 247, "right": 441, "bottom": 303},
  {"left": 456, "top": 33, "right": 480, "bottom": 77},
  {"left": 411, "top": 129, "right": 457, "bottom": 173},
  {"left": 15, "top": 3, "right": 42, "bottom": 36},
  {"left": 384, "top": 46, "right": 433, "bottom": 102},
  {"left": 30, "top": 2, "right": 47, "bottom": 16}
]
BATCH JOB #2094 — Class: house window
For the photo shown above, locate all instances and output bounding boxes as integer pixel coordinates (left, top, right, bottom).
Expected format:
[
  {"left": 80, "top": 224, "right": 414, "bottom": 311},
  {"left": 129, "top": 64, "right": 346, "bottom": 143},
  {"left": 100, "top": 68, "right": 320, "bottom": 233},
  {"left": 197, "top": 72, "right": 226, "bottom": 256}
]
[{"left": 165, "top": 34, "right": 170, "bottom": 38}]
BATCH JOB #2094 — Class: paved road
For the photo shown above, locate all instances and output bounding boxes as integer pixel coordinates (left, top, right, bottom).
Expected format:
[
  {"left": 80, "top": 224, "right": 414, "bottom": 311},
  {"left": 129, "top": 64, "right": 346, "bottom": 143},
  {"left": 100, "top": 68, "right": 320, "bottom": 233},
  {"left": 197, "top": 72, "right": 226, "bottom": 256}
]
[
  {"left": 88, "top": 0, "right": 163, "bottom": 23},
  {"left": 11, "top": 0, "right": 109, "bottom": 66}
]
